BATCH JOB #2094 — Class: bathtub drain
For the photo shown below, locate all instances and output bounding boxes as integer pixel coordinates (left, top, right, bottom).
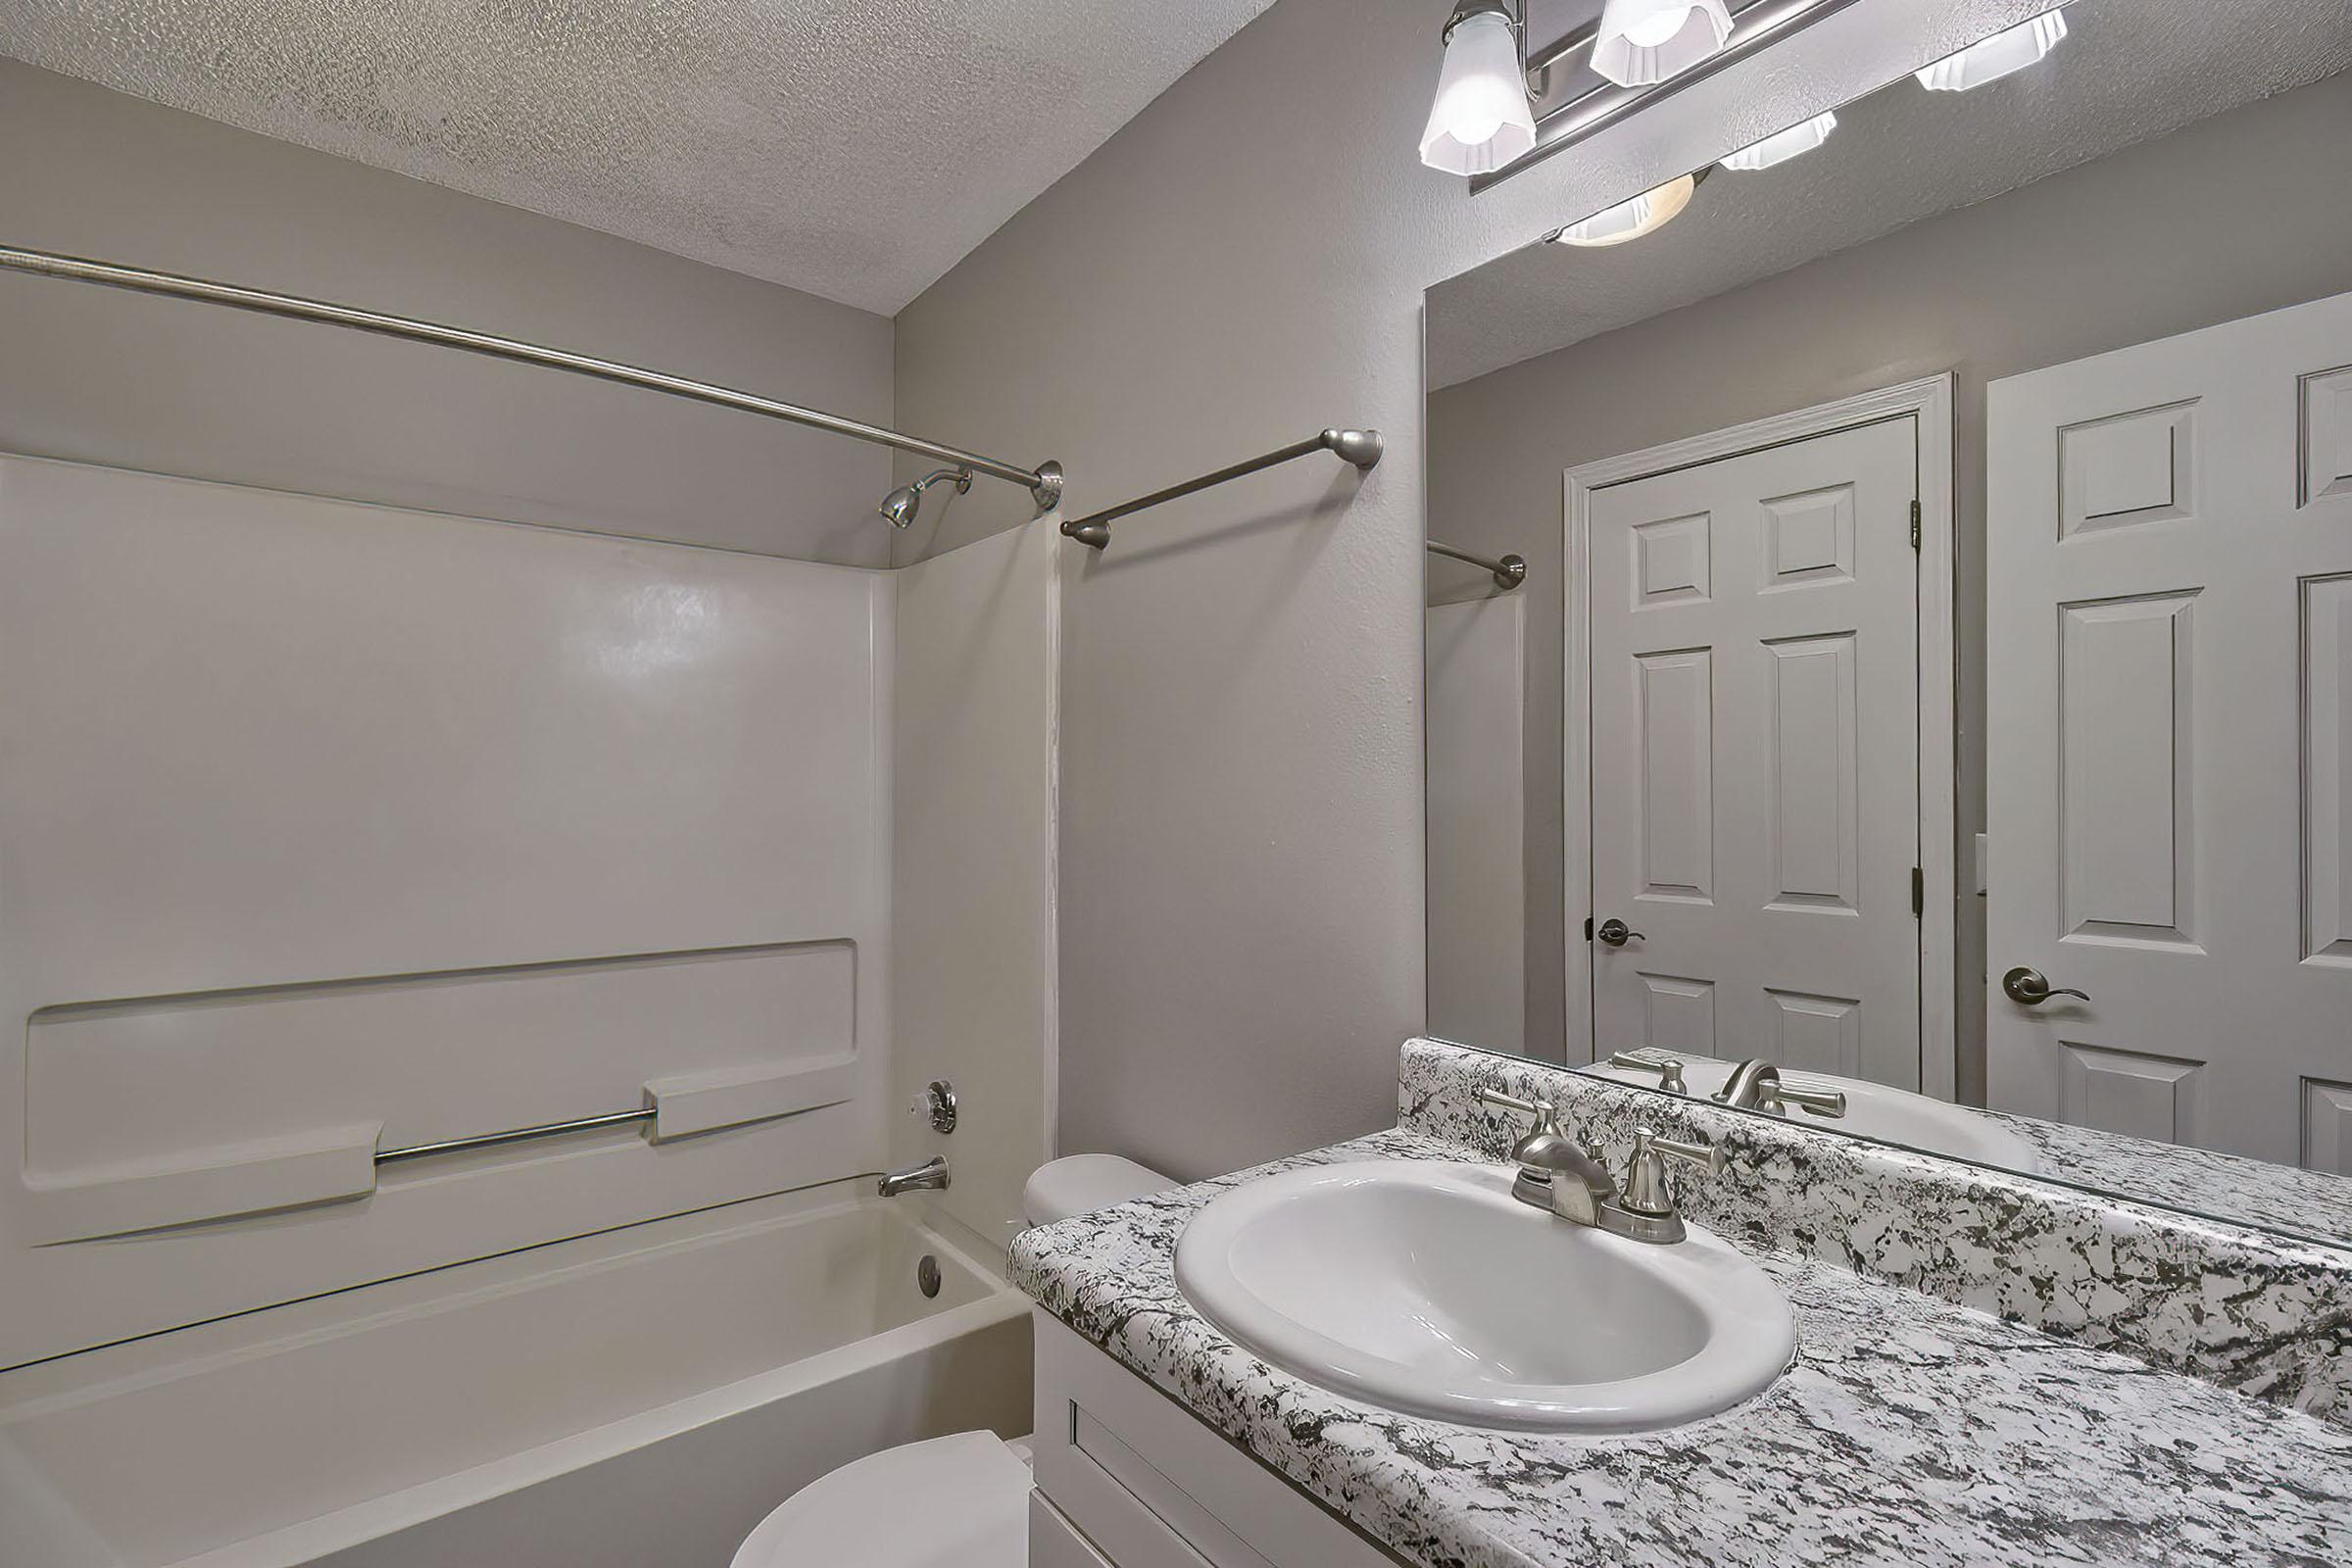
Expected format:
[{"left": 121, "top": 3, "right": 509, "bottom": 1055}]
[{"left": 916, "top": 1254, "right": 942, "bottom": 1298}]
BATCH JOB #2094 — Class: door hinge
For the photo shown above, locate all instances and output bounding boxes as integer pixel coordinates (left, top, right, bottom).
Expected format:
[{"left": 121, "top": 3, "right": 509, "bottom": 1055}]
[
  {"left": 1911, "top": 865, "right": 1924, "bottom": 918},
  {"left": 1910, "top": 499, "right": 1921, "bottom": 550},
  {"left": 1583, "top": 915, "right": 1594, "bottom": 943}
]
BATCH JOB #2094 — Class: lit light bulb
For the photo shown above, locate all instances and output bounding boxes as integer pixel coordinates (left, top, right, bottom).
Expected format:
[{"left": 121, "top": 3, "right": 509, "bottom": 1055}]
[
  {"left": 1915, "top": 8, "right": 2069, "bottom": 92},
  {"left": 1721, "top": 112, "right": 1838, "bottom": 172},
  {"left": 1440, "top": 85, "right": 1512, "bottom": 147},
  {"left": 1420, "top": 7, "right": 1538, "bottom": 174},
  {"left": 1549, "top": 172, "right": 1699, "bottom": 247},
  {"left": 1622, "top": 10, "right": 1690, "bottom": 47},
  {"left": 1592, "top": 0, "right": 1734, "bottom": 88}
]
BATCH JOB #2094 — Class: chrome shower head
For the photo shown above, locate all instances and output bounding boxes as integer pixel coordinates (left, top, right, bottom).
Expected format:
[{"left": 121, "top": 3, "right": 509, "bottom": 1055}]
[{"left": 876, "top": 466, "right": 972, "bottom": 528}]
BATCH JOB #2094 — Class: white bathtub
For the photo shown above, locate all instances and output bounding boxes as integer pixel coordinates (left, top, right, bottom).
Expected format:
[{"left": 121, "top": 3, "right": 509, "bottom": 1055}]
[{"left": 0, "top": 1183, "right": 1031, "bottom": 1568}]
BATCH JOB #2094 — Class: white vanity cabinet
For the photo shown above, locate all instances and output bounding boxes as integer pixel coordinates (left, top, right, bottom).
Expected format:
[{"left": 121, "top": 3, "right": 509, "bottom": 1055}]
[{"left": 1027, "top": 1309, "right": 1396, "bottom": 1568}]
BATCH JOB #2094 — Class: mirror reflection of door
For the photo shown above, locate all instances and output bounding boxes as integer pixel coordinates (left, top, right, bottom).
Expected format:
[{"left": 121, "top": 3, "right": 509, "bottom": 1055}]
[
  {"left": 1986, "top": 289, "right": 2352, "bottom": 1167},
  {"left": 1575, "top": 395, "right": 1944, "bottom": 1091}
]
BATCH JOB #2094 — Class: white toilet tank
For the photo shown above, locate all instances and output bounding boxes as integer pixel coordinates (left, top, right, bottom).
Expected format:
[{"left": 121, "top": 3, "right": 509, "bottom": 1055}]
[{"left": 1020, "top": 1153, "right": 1174, "bottom": 1226}]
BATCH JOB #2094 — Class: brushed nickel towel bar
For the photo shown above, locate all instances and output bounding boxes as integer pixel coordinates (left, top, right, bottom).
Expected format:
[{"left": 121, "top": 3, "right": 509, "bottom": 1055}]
[
  {"left": 1427, "top": 539, "right": 1527, "bottom": 590},
  {"left": 375, "top": 1105, "right": 939, "bottom": 1200},
  {"left": 373, "top": 1105, "right": 657, "bottom": 1166},
  {"left": 1060, "top": 427, "right": 1382, "bottom": 551},
  {"left": 0, "top": 241, "right": 1065, "bottom": 511}
]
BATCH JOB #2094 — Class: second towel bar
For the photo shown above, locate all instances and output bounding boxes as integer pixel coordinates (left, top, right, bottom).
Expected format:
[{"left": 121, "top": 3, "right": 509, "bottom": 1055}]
[
  {"left": 1427, "top": 539, "right": 1527, "bottom": 590},
  {"left": 1060, "top": 427, "right": 1383, "bottom": 551}
]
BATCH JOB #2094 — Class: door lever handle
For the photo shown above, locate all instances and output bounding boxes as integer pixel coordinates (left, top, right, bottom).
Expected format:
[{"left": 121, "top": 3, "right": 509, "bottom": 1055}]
[
  {"left": 1594, "top": 917, "right": 1643, "bottom": 948},
  {"left": 2002, "top": 966, "right": 2088, "bottom": 1006}
]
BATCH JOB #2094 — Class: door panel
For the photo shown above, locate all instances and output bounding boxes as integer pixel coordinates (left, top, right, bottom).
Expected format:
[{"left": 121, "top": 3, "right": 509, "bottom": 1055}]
[
  {"left": 1987, "top": 289, "right": 2352, "bottom": 1165},
  {"left": 2308, "top": 572, "right": 2352, "bottom": 965},
  {"left": 2057, "top": 1042, "right": 2203, "bottom": 1146},
  {"left": 1589, "top": 416, "right": 1921, "bottom": 1088},
  {"left": 2057, "top": 592, "right": 2197, "bottom": 947},
  {"left": 1767, "top": 631, "right": 1859, "bottom": 912},
  {"left": 1635, "top": 647, "right": 1715, "bottom": 901}
]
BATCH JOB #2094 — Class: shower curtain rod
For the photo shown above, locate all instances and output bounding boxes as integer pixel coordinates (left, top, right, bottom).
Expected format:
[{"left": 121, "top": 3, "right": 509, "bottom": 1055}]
[
  {"left": 0, "top": 242, "right": 1065, "bottom": 511},
  {"left": 1427, "top": 538, "right": 1527, "bottom": 590}
]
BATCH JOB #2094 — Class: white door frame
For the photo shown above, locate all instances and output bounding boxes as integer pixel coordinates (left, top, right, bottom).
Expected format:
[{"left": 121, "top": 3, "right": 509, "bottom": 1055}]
[{"left": 1562, "top": 374, "right": 1958, "bottom": 1096}]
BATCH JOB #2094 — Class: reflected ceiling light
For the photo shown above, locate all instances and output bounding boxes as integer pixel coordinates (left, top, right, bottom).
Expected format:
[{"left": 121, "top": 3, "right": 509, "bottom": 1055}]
[
  {"left": 1420, "top": 1, "right": 1538, "bottom": 175},
  {"left": 1914, "top": 8, "right": 2068, "bottom": 92},
  {"left": 1548, "top": 171, "right": 1701, "bottom": 247},
  {"left": 1721, "top": 112, "right": 1838, "bottom": 172},
  {"left": 1592, "top": 0, "right": 1734, "bottom": 88}
]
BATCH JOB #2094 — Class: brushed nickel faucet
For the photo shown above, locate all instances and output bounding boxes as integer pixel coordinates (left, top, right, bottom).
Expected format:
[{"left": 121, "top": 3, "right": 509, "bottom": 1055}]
[{"left": 1477, "top": 1090, "right": 1724, "bottom": 1245}]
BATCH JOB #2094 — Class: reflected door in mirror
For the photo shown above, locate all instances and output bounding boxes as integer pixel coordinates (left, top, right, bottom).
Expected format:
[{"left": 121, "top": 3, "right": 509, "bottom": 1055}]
[
  {"left": 1986, "top": 288, "right": 2352, "bottom": 1168},
  {"left": 1588, "top": 416, "right": 1922, "bottom": 1085}
]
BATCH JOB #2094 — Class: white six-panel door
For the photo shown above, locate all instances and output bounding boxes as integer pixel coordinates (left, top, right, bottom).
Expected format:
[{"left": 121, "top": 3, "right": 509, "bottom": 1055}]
[
  {"left": 1587, "top": 416, "right": 1923, "bottom": 1087},
  {"left": 1987, "top": 290, "right": 2352, "bottom": 1167}
]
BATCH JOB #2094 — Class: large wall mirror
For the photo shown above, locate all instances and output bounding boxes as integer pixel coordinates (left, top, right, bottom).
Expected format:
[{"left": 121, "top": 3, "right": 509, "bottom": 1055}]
[{"left": 1423, "top": 0, "right": 2352, "bottom": 1247}]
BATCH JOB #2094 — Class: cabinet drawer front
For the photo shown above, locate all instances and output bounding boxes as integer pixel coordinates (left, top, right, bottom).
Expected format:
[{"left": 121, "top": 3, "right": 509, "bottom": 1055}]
[
  {"left": 1031, "top": 1491, "right": 1119, "bottom": 1568},
  {"left": 1029, "top": 1309, "right": 1394, "bottom": 1568}
]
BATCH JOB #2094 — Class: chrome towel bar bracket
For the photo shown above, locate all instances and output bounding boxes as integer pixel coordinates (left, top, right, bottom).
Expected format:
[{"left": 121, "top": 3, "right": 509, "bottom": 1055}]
[{"left": 1060, "top": 427, "right": 1382, "bottom": 551}]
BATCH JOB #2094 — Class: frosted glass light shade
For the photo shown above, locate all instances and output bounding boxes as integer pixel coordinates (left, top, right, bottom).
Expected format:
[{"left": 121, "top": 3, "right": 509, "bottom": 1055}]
[
  {"left": 1420, "top": 11, "right": 1538, "bottom": 174},
  {"left": 1592, "top": 0, "right": 1734, "bottom": 87},
  {"left": 1550, "top": 172, "right": 1698, "bottom": 247},
  {"left": 1915, "top": 9, "right": 2068, "bottom": 92},
  {"left": 1721, "top": 112, "right": 1838, "bottom": 172}
]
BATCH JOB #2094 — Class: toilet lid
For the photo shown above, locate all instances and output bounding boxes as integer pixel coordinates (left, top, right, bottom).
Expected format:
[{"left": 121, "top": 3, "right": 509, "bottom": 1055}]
[
  {"left": 1022, "top": 1152, "right": 1174, "bottom": 1226},
  {"left": 730, "top": 1431, "right": 1029, "bottom": 1568}
]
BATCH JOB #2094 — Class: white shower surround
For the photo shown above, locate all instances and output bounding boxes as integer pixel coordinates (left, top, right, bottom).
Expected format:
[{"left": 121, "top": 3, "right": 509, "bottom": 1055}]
[{"left": 0, "top": 459, "right": 1061, "bottom": 1563}]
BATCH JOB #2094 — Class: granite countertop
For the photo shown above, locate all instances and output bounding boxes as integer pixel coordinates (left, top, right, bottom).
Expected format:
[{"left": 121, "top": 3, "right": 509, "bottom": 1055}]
[
  {"left": 1010, "top": 1128, "right": 2352, "bottom": 1568},
  {"left": 1990, "top": 1110, "right": 2352, "bottom": 1250}
]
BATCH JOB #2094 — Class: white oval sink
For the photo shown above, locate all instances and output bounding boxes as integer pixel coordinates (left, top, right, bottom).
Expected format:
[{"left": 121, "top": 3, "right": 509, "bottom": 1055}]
[
  {"left": 1173, "top": 1161, "right": 1792, "bottom": 1433},
  {"left": 1592, "top": 1057, "right": 2044, "bottom": 1173}
]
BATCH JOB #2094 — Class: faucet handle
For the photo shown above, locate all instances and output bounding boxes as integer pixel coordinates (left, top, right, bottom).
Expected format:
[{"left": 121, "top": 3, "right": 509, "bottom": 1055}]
[
  {"left": 1620, "top": 1127, "right": 1724, "bottom": 1220},
  {"left": 1607, "top": 1053, "right": 1689, "bottom": 1095},
  {"left": 1767, "top": 1079, "right": 1847, "bottom": 1118},
  {"left": 1477, "top": 1087, "right": 1546, "bottom": 1120}
]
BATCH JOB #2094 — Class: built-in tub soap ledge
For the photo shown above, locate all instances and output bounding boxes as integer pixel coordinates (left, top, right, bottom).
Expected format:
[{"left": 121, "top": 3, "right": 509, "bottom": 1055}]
[
  {"left": 22, "top": 1054, "right": 859, "bottom": 1243},
  {"left": 20, "top": 1122, "right": 383, "bottom": 1246}
]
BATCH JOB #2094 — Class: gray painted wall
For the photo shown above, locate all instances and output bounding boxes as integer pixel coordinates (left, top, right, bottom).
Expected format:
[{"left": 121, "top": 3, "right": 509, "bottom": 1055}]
[
  {"left": 0, "top": 59, "right": 895, "bottom": 564},
  {"left": 1426, "top": 74, "right": 2352, "bottom": 1087},
  {"left": 891, "top": 0, "right": 2042, "bottom": 1181}
]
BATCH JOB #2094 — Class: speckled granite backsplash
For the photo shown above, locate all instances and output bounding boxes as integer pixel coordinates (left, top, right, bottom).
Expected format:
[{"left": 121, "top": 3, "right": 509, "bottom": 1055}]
[{"left": 1400, "top": 1038, "right": 2352, "bottom": 1427}]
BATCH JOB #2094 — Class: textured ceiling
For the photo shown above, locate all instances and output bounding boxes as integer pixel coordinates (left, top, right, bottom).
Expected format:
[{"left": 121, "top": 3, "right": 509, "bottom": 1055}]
[
  {"left": 0, "top": 0, "right": 1278, "bottom": 316},
  {"left": 1431, "top": 0, "right": 2352, "bottom": 387}
]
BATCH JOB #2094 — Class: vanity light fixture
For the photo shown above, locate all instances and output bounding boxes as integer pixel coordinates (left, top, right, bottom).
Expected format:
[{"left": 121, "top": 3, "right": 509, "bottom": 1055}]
[
  {"left": 1548, "top": 170, "right": 1702, "bottom": 247},
  {"left": 1721, "top": 111, "right": 1837, "bottom": 172},
  {"left": 1914, "top": 7, "right": 2068, "bottom": 92},
  {"left": 1419, "top": 0, "right": 1538, "bottom": 175},
  {"left": 1591, "top": 0, "right": 1735, "bottom": 88}
]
